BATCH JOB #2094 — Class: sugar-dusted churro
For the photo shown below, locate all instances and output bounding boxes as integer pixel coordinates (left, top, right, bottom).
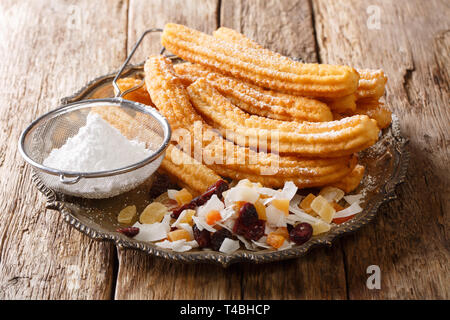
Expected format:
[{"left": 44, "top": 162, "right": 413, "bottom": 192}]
[
  {"left": 162, "top": 23, "right": 359, "bottom": 98},
  {"left": 173, "top": 63, "right": 333, "bottom": 122},
  {"left": 354, "top": 100, "right": 392, "bottom": 129},
  {"left": 356, "top": 69, "right": 387, "bottom": 101},
  {"left": 187, "top": 78, "right": 380, "bottom": 157},
  {"left": 331, "top": 165, "right": 365, "bottom": 193},
  {"left": 213, "top": 28, "right": 388, "bottom": 105},
  {"left": 144, "top": 55, "right": 357, "bottom": 187}
]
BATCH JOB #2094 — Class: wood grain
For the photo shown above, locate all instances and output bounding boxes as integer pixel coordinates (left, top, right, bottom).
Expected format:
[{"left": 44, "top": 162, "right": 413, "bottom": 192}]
[
  {"left": 221, "top": 0, "right": 348, "bottom": 300},
  {"left": 114, "top": 0, "right": 242, "bottom": 300},
  {"left": 0, "top": 0, "right": 128, "bottom": 299},
  {"left": 313, "top": 0, "right": 449, "bottom": 299}
]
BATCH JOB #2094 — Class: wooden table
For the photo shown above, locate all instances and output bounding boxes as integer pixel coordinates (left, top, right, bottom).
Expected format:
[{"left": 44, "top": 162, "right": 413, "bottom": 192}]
[{"left": 0, "top": 0, "right": 448, "bottom": 300}]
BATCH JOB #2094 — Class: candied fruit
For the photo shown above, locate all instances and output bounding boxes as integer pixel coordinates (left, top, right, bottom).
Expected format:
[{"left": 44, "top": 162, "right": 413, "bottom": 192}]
[
  {"left": 267, "top": 233, "right": 285, "bottom": 249},
  {"left": 117, "top": 205, "right": 136, "bottom": 225},
  {"left": 271, "top": 199, "right": 290, "bottom": 216},
  {"left": 300, "top": 193, "right": 316, "bottom": 214},
  {"left": 331, "top": 201, "right": 344, "bottom": 212},
  {"left": 319, "top": 186, "right": 345, "bottom": 202},
  {"left": 273, "top": 227, "right": 289, "bottom": 239},
  {"left": 117, "top": 226, "right": 139, "bottom": 237},
  {"left": 254, "top": 200, "right": 267, "bottom": 221},
  {"left": 233, "top": 203, "right": 265, "bottom": 241},
  {"left": 310, "top": 195, "right": 336, "bottom": 223},
  {"left": 140, "top": 202, "right": 168, "bottom": 224},
  {"left": 168, "top": 229, "right": 192, "bottom": 242},
  {"left": 312, "top": 220, "right": 331, "bottom": 235},
  {"left": 180, "top": 209, "right": 195, "bottom": 225},
  {"left": 289, "top": 223, "right": 313, "bottom": 245},
  {"left": 175, "top": 188, "right": 193, "bottom": 205},
  {"left": 205, "top": 210, "right": 222, "bottom": 225}
]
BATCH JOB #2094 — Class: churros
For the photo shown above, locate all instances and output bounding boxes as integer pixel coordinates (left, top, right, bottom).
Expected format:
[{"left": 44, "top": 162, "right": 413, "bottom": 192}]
[
  {"left": 162, "top": 23, "right": 359, "bottom": 98},
  {"left": 187, "top": 78, "right": 380, "bottom": 157},
  {"left": 173, "top": 63, "right": 333, "bottom": 122},
  {"left": 331, "top": 165, "right": 365, "bottom": 193},
  {"left": 354, "top": 100, "right": 392, "bottom": 129},
  {"left": 144, "top": 55, "right": 357, "bottom": 187},
  {"left": 356, "top": 69, "right": 387, "bottom": 101}
]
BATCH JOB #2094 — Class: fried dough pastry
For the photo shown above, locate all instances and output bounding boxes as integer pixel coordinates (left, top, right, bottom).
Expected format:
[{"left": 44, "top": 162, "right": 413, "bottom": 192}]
[
  {"left": 187, "top": 78, "right": 380, "bottom": 157},
  {"left": 161, "top": 23, "right": 359, "bottom": 98},
  {"left": 173, "top": 63, "right": 333, "bottom": 122},
  {"left": 357, "top": 69, "right": 387, "bottom": 101},
  {"left": 331, "top": 165, "right": 365, "bottom": 193},
  {"left": 116, "top": 77, "right": 153, "bottom": 106},
  {"left": 213, "top": 27, "right": 387, "bottom": 104},
  {"left": 144, "top": 55, "right": 357, "bottom": 187},
  {"left": 354, "top": 100, "right": 392, "bottom": 129}
]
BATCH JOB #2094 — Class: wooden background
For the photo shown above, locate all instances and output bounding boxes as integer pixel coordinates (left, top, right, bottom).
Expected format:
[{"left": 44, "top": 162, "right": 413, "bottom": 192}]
[{"left": 0, "top": 0, "right": 448, "bottom": 299}]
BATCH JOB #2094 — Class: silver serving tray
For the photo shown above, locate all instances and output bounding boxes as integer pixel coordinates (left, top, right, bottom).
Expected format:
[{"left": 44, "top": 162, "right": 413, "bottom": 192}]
[{"left": 33, "top": 62, "right": 409, "bottom": 267}]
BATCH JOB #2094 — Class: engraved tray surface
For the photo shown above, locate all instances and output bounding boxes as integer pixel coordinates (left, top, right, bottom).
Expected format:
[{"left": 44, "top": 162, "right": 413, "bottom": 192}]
[{"left": 32, "top": 62, "right": 410, "bottom": 267}]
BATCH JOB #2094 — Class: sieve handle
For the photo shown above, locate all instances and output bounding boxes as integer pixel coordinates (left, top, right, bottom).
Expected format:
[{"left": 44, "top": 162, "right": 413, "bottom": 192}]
[
  {"left": 112, "top": 28, "right": 163, "bottom": 98},
  {"left": 60, "top": 174, "right": 82, "bottom": 185}
]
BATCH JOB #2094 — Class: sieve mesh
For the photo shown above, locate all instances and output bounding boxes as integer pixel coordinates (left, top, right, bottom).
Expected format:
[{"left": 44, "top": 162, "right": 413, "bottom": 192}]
[{"left": 20, "top": 99, "right": 170, "bottom": 198}]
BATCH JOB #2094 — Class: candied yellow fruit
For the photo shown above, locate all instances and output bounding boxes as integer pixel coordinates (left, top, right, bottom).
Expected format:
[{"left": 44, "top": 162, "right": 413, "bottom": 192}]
[
  {"left": 310, "top": 195, "right": 336, "bottom": 223},
  {"left": 254, "top": 200, "right": 267, "bottom": 220},
  {"left": 300, "top": 193, "right": 316, "bottom": 214},
  {"left": 273, "top": 227, "right": 289, "bottom": 239},
  {"left": 118, "top": 205, "right": 136, "bottom": 225},
  {"left": 168, "top": 229, "right": 192, "bottom": 242},
  {"left": 272, "top": 199, "right": 289, "bottom": 216},
  {"left": 175, "top": 188, "right": 192, "bottom": 205},
  {"left": 140, "top": 202, "right": 168, "bottom": 224},
  {"left": 319, "top": 186, "right": 345, "bottom": 202},
  {"left": 180, "top": 209, "right": 195, "bottom": 225},
  {"left": 312, "top": 220, "right": 331, "bottom": 236}
]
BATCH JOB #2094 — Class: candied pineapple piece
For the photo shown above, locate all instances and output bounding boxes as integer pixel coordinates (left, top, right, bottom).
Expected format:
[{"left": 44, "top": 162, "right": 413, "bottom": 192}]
[
  {"left": 118, "top": 205, "right": 137, "bottom": 225},
  {"left": 311, "top": 195, "right": 336, "bottom": 223},
  {"left": 180, "top": 209, "right": 196, "bottom": 225},
  {"left": 319, "top": 186, "right": 345, "bottom": 202},
  {"left": 205, "top": 210, "right": 222, "bottom": 225},
  {"left": 300, "top": 193, "right": 316, "bottom": 214},
  {"left": 312, "top": 220, "right": 331, "bottom": 236},
  {"left": 267, "top": 233, "right": 286, "bottom": 249},
  {"left": 175, "top": 188, "right": 193, "bottom": 205},
  {"left": 254, "top": 200, "right": 267, "bottom": 220},
  {"left": 273, "top": 227, "right": 289, "bottom": 239},
  {"left": 168, "top": 229, "right": 192, "bottom": 242},
  {"left": 140, "top": 202, "right": 168, "bottom": 224},
  {"left": 331, "top": 201, "right": 344, "bottom": 212},
  {"left": 272, "top": 199, "right": 289, "bottom": 216}
]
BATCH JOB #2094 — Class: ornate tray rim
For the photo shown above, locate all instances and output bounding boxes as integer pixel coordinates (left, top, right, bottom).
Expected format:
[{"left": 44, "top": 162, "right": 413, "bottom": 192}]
[{"left": 33, "top": 62, "right": 410, "bottom": 267}]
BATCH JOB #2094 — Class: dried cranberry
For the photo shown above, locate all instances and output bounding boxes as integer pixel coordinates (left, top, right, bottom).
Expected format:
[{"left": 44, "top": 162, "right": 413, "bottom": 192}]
[
  {"left": 289, "top": 223, "right": 313, "bottom": 245},
  {"left": 210, "top": 228, "right": 233, "bottom": 251},
  {"left": 232, "top": 202, "right": 265, "bottom": 241},
  {"left": 171, "top": 179, "right": 229, "bottom": 218},
  {"left": 239, "top": 203, "right": 258, "bottom": 226},
  {"left": 117, "top": 227, "right": 139, "bottom": 238},
  {"left": 149, "top": 173, "right": 179, "bottom": 199},
  {"left": 193, "top": 224, "right": 211, "bottom": 248}
]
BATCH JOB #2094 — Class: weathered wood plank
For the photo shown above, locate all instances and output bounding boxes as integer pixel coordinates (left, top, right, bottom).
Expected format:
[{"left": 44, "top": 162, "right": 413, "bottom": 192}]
[
  {"left": 115, "top": 0, "right": 242, "bottom": 300},
  {"left": 313, "top": 0, "right": 449, "bottom": 299},
  {"left": 0, "top": 0, "right": 128, "bottom": 299},
  {"left": 220, "top": 0, "right": 348, "bottom": 300}
]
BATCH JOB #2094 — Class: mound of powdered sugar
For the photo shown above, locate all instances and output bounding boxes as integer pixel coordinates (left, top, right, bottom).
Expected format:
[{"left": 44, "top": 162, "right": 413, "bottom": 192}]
[{"left": 44, "top": 112, "right": 151, "bottom": 172}]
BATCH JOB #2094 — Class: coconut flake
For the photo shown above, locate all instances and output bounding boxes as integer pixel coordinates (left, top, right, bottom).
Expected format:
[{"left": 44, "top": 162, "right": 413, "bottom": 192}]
[
  {"left": 192, "top": 215, "right": 216, "bottom": 232},
  {"left": 278, "top": 181, "right": 297, "bottom": 200},
  {"left": 224, "top": 186, "right": 259, "bottom": 205},
  {"left": 178, "top": 223, "right": 194, "bottom": 239},
  {"left": 343, "top": 194, "right": 363, "bottom": 205},
  {"left": 133, "top": 221, "right": 168, "bottom": 242},
  {"left": 266, "top": 205, "right": 287, "bottom": 227},
  {"left": 171, "top": 209, "right": 187, "bottom": 228},
  {"left": 197, "top": 194, "right": 224, "bottom": 217},
  {"left": 235, "top": 235, "right": 256, "bottom": 250},
  {"left": 219, "top": 238, "right": 240, "bottom": 254},
  {"left": 334, "top": 202, "right": 363, "bottom": 218},
  {"left": 252, "top": 236, "right": 272, "bottom": 249},
  {"left": 290, "top": 194, "right": 304, "bottom": 208},
  {"left": 288, "top": 206, "right": 323, "bottom": 225},
  {"left": 155, "top": 239, "right": 192, "bottom": 252},
  {"left": 219, "top": 205, "right": 236, "bottom": 222},
  {"left": 278, "top": 240, "right": 293, "bottom": 251}
]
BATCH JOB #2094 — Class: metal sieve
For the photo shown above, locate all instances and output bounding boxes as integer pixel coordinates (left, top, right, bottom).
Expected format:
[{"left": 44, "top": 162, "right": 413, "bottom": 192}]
[{"left": 18, "top": 29, "right": 171, "bottom": 199}]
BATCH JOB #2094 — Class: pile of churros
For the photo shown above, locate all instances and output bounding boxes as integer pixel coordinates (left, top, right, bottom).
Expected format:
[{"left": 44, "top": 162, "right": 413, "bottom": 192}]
[{"left": 116, "top": 23, "right": 391, "bottom": 196}]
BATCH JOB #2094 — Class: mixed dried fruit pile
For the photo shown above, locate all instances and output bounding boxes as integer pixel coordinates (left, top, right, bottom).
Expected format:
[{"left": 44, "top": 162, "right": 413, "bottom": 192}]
[{"left": 117, "top": 179, "right": 363, "bottom": 253}]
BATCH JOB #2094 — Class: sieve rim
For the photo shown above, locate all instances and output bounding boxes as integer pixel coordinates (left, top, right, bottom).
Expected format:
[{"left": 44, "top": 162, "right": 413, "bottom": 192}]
[{"left": 18, "top": 98, "right": 171, "bottom": 180}]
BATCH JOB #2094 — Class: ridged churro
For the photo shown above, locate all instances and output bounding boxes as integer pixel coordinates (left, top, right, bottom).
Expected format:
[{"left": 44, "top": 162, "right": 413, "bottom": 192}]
[
  {"left": 331, "top": 165, "right": 365, "bottom": 193},
  {"left": 213, "top": 27, "right": 388, "bottom": 105},
  {"left": 144, "top": 55, "right": 357, "bottom": 187},
  {"left": 354, "top": 100, "right": 392, "bottom": 129},
  {"left": 162, "top": 23, "right": 359, "bottom": 98},
  {"left": 173, "top": 63, "right": 333, "bottom": 122},
  {"left": 356, "top": 69, "right": 387, "bottom": 101},
  {"left": 187, "top": 78, "right": 380, "bottom": 157}
]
